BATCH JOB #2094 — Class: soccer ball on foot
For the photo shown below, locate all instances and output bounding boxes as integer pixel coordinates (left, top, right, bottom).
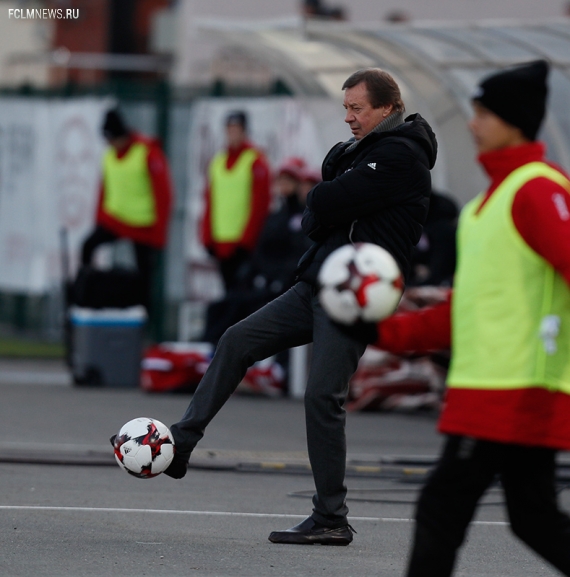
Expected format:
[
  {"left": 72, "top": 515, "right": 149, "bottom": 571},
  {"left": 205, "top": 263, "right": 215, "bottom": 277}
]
[
  {"left": 113, "top": 417, "right": 175, "bottom": 479},
  {"left": 318, "top": 243, "right": 404, "bottom": 325}
]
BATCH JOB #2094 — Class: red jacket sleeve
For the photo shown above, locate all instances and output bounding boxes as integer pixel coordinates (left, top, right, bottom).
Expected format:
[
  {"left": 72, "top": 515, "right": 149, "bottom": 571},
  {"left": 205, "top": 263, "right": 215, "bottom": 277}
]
[
  {"left": 201, "top": 182, "right": 213, "bottom": 250},
  {"left": 239, "top": 154, "right": 271, "bottom": 251},
  {"left": 512, "top": 176, "right": 570, "bottom": 287},
  {"left": 375, "top": 298, "right": 452, "bottom": 355},
  {"left": 146, "top": 143, "right": 173, "bottom": 247}
]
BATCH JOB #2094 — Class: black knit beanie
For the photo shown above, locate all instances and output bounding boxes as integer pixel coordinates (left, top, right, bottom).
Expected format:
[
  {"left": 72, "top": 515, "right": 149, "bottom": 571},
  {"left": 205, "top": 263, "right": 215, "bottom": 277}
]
[
  {"left": 225, "top": 110, "right": 248, "bottom": 130},
  {"left": 472, "top": 59, "right": 549, "bottom": 141},
  {"left": 102, "top": 109, "right": 129, "bottom": 139}
]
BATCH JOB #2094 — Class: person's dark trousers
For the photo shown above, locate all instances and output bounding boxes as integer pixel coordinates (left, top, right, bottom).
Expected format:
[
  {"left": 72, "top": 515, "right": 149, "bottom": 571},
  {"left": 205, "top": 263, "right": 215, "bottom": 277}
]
[
  {"left": 133, "top": 242, "right": 158, "bottom": 313},
  {"left": 406, "top": 435, "right": 570, "bottom": 577},
  {"left": 81, "top": 225, "right": 157, "bottom": 311},
  {"left": 170, "top": 281, "right": 368, "bottom": 527},
  {"left": 218, "top": 248, "right": 251, "bottom": 292}
]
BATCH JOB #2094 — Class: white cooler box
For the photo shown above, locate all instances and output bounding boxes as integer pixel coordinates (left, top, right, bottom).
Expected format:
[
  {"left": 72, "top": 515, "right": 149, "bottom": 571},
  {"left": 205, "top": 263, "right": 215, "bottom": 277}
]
[{"left": 70, "top": 306, "right": 147, "bottom": 388}]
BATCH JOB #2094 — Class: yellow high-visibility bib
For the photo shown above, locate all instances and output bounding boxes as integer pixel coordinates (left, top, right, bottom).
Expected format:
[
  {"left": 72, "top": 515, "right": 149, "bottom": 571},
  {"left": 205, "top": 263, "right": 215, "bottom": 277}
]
[
  {"left": 209, "top": 148, "right": 258, "bottom": 242},
  {"left": 103, "top": 142, "right": 156, "bottom": 227},
  {"left": 448, "top": 162, "right": 570, "bottom": 393}
]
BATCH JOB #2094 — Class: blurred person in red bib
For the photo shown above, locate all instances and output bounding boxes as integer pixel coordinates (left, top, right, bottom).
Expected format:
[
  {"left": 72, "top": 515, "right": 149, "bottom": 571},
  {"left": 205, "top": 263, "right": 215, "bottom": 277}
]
[
  {"left": 375, "top": 60, "right": 570, "bottom": 577},
  {"left": 81, "top": 109, "right": 173, "bottom": 311}
]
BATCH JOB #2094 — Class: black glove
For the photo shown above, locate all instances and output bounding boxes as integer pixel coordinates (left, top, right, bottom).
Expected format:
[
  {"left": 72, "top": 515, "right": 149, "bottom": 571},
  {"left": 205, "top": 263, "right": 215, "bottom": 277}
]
[
  {"left": 110, "top": 434, "right": 116, "bottom": 446},
  {"left": 336, "top": 320, "right": 378, "bottom": 345}
]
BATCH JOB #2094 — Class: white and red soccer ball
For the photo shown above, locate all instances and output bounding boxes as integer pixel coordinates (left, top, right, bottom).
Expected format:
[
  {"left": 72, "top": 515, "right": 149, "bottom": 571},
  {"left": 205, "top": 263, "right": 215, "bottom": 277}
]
[
  {"left": 318, "top": 243, "right": 404, "bottom": 325},
  {"left": 113, "top": 417, "right": 175, "bottom": 479}
]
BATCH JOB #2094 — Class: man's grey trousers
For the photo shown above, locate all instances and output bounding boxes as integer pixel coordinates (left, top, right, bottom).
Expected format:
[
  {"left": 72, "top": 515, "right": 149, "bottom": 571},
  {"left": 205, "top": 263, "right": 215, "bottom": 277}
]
[{"left": 170, "top": 281, "right": 367, "bottom": 527}]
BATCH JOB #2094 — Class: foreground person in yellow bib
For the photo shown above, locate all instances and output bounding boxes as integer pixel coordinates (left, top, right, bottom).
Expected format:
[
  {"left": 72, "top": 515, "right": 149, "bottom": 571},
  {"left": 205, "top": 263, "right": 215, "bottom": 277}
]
[{"left": 375, "top": 60, "right": 570, "bottom": 576}]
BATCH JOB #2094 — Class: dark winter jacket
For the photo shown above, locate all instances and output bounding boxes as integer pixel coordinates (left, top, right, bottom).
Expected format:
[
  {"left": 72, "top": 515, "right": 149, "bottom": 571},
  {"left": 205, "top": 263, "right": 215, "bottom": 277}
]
[
  {"left": 247, "top": 194, "right": 312, "bottom": 294},
  {"left": 409, "top": 190, "right": 458, "bottom": 287},
  {"left": 295, "top": 113, "right": 438, "bottom": 285}
]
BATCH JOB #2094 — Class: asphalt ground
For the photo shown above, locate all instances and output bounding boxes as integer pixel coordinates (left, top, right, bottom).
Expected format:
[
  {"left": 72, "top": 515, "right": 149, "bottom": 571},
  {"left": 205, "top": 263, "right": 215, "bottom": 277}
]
[{"left": 0, "top": 359, "right": 567, "bottom": 577}]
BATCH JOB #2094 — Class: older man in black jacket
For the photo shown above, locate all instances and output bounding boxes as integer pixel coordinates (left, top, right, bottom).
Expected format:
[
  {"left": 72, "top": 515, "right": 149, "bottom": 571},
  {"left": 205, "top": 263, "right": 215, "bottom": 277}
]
[{"left": 163, "top": 68, "right": 438, "bottom": 545}]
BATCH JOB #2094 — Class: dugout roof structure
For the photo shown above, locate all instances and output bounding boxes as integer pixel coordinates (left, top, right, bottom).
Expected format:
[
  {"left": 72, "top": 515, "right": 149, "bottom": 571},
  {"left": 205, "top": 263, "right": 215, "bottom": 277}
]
[{"left": 200, "top": 19, "right": 570, "bottom": 205}]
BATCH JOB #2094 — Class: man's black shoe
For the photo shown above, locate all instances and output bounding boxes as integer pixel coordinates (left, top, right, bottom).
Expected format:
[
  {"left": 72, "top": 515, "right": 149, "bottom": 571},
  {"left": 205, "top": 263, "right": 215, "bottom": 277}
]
[
  {"left": 268, "top": 517, "right": 355, "bottom": 545},
  {"left": 162, "top": 453, "right": 189, "bottom": 479}
]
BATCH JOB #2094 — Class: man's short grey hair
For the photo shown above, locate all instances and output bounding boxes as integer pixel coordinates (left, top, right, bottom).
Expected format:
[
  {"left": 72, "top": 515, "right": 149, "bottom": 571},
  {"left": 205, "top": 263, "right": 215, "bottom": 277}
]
[{"left": 342, "top": 68, "right": 405, "bottom": 113}]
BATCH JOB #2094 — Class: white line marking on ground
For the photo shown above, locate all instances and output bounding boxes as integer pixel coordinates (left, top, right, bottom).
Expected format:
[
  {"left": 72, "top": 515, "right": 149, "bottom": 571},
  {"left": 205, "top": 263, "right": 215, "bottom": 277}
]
[{"left": 0, "top": 505, "right": 508, "bottom": 526}]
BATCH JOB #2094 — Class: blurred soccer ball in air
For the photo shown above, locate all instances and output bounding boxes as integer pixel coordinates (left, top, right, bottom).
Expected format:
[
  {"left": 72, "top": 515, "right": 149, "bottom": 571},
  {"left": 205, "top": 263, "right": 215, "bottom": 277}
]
[
  {"left": 113, "top": 417, "right": 175, "bottom": 479},
  {"left": 318, "top": 243, "right": 404, "bottom": 325}
]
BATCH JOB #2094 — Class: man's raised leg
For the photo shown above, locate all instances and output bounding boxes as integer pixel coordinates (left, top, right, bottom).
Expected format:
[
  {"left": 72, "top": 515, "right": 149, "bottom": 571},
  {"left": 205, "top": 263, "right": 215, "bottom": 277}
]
[{"left": 165, "top": 283, "right": 314, "bottom": 476}]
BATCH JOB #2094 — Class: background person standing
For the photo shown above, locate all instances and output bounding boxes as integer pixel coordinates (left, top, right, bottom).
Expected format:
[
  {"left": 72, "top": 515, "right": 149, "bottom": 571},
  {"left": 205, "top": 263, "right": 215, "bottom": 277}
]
[
  {"left": 201, "top": 156, "right": 313, "bottom": 346},
  {"left": 81, "top": 109, "right": 173, "bottom": 312},
  {"left": 201, "top": 110, "right": 271, "bottom": 292},
  {"left": 408, "top": 189, "right": 458, "bottom": 287}
]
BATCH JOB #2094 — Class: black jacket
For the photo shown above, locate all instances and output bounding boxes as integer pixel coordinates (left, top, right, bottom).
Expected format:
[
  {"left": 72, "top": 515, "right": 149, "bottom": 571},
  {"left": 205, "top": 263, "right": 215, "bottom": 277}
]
[
  {"left": 409, "top": 190, "right": 458, "bottom": 287},
  {"left": 247, "top": 194, "right": 312, "bottom": 294},
  {"left": 296, "top": 113, "right": 438, "bottom": 285}
]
